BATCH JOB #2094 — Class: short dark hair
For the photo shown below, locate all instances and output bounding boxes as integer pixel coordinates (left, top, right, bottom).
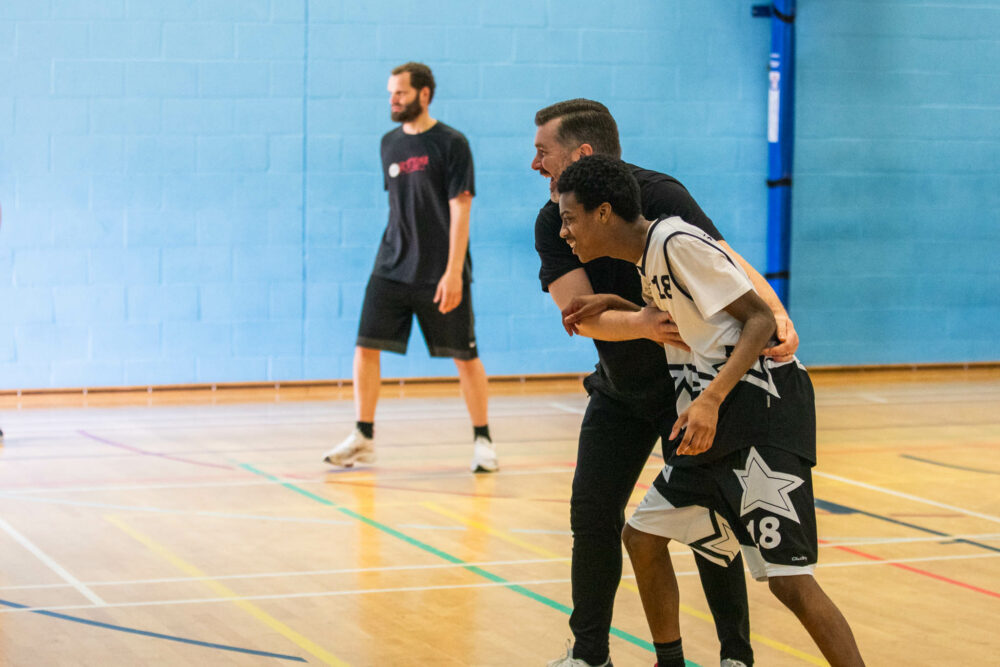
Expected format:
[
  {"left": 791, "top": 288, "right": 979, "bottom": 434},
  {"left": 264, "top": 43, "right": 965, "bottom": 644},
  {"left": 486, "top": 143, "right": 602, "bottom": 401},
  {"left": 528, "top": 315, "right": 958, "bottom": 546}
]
[
  {"left": 534, "top": 98, "right": 622, "bottom": 158},
  {"left": 392, "top": 61, "right": 435, "bottom": 102},
  {"left": 556, "top": 155, "right": 641, "bottom": 222}
]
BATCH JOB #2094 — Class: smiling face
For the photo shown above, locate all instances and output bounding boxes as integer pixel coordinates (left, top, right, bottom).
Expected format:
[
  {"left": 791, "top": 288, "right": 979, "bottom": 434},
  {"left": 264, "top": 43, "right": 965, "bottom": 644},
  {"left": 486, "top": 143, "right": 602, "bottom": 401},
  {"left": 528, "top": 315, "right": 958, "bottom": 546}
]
[
  {"left": 558, "top": 191, "right": 611, "bottom": 263},
  {"left": 532, "top": 118, "right": 584, "bottom": 203},
  {"left": 387, "top": 72, "right": 426, "bottom": 123}
]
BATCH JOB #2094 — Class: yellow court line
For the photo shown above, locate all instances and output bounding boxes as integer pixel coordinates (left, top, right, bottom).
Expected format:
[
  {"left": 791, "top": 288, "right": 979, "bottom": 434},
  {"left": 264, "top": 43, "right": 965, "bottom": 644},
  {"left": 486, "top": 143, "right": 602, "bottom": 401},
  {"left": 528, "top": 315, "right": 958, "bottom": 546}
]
[
  {"left": 422, "top": 501, "right": 564, "bottom": 559},
  {"left": 421, "top": 502, "right": 827, "bottom": 665},
  {"left": 105, "top": 515, "right": 350, "bottom": 667}
]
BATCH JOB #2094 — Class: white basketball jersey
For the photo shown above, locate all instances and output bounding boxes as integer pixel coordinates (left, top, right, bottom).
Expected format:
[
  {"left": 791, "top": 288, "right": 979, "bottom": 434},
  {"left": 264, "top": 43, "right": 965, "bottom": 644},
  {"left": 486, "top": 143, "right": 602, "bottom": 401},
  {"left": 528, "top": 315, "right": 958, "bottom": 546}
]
[{"left": 637, "top": 216, "right": 782, "bottom": 413}]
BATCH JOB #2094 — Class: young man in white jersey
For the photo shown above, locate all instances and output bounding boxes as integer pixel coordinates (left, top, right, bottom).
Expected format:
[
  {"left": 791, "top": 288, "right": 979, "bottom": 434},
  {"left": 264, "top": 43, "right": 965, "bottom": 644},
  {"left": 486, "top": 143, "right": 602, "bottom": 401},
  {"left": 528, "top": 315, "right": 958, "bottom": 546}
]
[{"left": 556, "top": 155, "right": 865, "bottom": 667}]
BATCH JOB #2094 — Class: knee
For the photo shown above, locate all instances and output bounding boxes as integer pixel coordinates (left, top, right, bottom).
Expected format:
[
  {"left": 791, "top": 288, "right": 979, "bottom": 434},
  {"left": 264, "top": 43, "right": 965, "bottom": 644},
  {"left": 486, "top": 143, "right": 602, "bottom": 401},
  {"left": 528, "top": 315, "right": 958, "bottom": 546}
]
[
  {"left": 768, "top": 575, "right": 810, "bottom": 612},
  {"left": 622, "top": 524, "right": 670, "bottom": 568},
  {"left": 453, "top": 357, "right": 482, "bottom": 372}
]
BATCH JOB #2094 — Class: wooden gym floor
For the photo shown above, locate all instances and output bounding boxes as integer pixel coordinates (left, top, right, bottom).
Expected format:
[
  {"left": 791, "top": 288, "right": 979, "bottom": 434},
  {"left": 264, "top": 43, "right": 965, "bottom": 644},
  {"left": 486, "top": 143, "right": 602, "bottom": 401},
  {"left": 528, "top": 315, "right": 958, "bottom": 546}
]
[{"left": 0, "top": 368, "right": 997, "bottom": 666}]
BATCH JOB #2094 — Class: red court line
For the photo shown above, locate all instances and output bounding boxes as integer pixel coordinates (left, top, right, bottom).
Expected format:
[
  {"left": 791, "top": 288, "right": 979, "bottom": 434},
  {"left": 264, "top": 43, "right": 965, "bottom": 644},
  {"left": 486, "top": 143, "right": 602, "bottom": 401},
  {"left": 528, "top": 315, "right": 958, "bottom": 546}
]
[
  {"left": 821, "top": 541, "right": 1000, "bottom": 599},
  {"left": 633, "top": 479, "right": 1000, "bottom": 598}
]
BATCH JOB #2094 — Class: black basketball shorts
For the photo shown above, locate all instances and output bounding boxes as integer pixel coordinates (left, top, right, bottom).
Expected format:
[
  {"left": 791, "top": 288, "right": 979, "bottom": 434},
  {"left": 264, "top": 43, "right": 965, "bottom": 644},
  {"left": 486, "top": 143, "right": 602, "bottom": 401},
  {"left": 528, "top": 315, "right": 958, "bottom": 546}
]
[
  {"left": 628, "top": 446, "right": 819, "bottom": 581},
  {"left": 356, "top": 274, "right": 479, "bottom": 360}
]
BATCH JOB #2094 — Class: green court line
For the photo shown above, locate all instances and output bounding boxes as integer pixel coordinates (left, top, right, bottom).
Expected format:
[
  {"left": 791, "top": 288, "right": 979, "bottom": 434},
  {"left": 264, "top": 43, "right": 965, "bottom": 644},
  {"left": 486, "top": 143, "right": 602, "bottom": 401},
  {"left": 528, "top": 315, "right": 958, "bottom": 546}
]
[{"left": 238, "top": 464, "right": 699, "bottom": 665}]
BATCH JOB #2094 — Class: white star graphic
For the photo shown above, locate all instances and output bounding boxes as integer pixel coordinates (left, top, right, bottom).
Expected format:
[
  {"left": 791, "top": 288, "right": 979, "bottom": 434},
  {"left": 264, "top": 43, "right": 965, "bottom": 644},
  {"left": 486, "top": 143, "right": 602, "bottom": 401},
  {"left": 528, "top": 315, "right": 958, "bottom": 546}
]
[
  {"left": 698, "top": 513, "right": 741, "bottom": 562},
  {"left": 734, "top": 447, "right": 805, "bottom": 523}
]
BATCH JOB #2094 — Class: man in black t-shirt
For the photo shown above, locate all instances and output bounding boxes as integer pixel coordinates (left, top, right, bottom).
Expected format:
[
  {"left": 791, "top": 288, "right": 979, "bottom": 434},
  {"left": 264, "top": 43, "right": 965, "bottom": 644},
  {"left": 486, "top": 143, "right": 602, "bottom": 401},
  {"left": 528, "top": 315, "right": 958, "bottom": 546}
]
[
  {"left": 535, "top": 100, "right": 800, "bottom": 667},
  {"left": 322, "top": 62, "right": 497, "bottom": 474}
]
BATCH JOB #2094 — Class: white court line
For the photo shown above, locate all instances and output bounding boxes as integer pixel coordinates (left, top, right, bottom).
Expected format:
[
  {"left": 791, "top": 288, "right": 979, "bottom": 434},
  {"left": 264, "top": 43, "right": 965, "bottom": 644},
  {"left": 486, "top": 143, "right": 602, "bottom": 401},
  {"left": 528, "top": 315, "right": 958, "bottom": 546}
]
[
  {"left": 3, "top": 534, "right": 996, "bottom": 596},
  {"left": 0, "top": 493, "right": 353, "bottom": 525},
  {"left": 0, "top": 479, "right": 299, "bottom": 496},
  {"left": 0, "top": 557, "right": 570, "bottom": 593},
  {"left": 820, "top": 532, "right": 1000, "bottom": 547},
  {"left": 817, "top": 552, "right": 1000, "bottom": 569},
  {"left": 2, "top": 403, "right": 587, "bottom": 434},
  {"left": 814, "top": 470, "right": 1000, "bottom": 524},
  {"left": 0, "top": 463, "right": 585, "bottom": 496},
  {"left": 0, "top": 578, "right": 581, "bottom": 614},
  {"left": 510, "top": 528, "right": 573, "bottom": 535},
  {"left": 548, "top": 401, "right": 586, "bottom": 415},
  {"left": 4, "top": 551, "right": 998, "bottom": 615},
  {"left": 0, "top": 518, "right": 105, "bottom": 606}
]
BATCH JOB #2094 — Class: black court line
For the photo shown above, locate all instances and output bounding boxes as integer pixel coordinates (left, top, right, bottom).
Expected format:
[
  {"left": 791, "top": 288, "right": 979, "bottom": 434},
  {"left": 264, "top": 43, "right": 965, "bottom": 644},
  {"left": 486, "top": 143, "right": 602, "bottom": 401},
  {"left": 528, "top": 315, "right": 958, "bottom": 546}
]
[
  {"left": 899, "top": 454, "right": 1000, "bottom": 476},
  {"left": 815, "top": 498, "right": 1000, "bottom": 554}
]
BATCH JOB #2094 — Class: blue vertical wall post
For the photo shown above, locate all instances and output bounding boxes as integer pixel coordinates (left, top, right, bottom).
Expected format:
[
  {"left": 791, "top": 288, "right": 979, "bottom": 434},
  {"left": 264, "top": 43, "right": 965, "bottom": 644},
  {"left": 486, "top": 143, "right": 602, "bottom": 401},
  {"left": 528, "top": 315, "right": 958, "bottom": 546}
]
[{"left": 754, "top": 1, "right": 796, "bottom": 306}]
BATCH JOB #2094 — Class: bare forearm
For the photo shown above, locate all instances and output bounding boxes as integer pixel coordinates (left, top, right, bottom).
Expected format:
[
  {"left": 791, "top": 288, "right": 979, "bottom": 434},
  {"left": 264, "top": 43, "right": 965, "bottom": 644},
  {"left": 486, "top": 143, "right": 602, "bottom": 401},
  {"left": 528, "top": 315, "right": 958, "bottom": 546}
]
[
  {"left": 574, "top": 307, "right": 647, "bottom": 341},
  {"left": 446, "top": 195, "right": 472, "bottom": 277},
  {"left": 705, "top": 315, "right": 773, "bottom": 401},
  {"left": 702, "top": 306, "right": 775, "bottom": 406},
  {"left": 721, "top": 242, "right": 788, "bottom": 319}
]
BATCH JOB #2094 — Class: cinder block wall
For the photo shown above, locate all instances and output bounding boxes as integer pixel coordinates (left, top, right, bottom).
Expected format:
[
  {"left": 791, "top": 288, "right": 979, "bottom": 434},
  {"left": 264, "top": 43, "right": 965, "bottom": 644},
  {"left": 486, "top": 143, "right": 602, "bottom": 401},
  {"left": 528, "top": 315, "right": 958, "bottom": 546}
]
[
  {"left": 1, "top": 1, "right": 995, "bottom": 389},
  {"left": 791, "top": 0, "right": 1000, "bottom": 364}
]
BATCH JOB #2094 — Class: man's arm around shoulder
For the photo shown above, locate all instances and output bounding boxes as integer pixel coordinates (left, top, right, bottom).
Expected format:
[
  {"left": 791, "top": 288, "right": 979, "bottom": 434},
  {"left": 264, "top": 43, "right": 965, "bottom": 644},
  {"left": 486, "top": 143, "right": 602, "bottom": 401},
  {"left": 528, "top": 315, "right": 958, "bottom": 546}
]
[{"left": 548, "top": 268, "right": 685, "bottom": 348}]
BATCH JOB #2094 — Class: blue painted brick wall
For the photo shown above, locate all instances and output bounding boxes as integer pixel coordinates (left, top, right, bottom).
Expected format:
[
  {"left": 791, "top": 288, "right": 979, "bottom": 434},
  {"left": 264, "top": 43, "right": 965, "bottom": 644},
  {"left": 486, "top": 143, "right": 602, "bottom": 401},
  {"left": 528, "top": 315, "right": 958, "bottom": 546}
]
[
  {"left": 1, "top": 0, "right": 996, "bottom": 389},
  {"left": 792, "top": 0, "right": 1000, "bottom": 365}
]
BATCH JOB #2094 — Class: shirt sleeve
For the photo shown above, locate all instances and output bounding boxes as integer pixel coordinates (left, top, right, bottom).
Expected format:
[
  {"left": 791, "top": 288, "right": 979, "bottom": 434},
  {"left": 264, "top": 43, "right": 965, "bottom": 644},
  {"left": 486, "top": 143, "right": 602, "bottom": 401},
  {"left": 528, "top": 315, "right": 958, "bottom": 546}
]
[
  {"left": 641, "top": 177, "right": 724, "bottom": 241},
  {"left": 534, "top": 200, "right": 583, "bottom": 292},
  {"left": 447, "top": 134, "right": 475, "bottom": 199},
  {"left": 665, "top": 234, "right": 752, "bottom": 319}
]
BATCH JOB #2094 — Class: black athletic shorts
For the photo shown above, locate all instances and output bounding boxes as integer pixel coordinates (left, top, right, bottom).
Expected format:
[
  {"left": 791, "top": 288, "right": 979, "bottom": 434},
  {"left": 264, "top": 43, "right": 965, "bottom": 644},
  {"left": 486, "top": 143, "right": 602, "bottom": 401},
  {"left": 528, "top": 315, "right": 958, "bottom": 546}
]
[
  {"left": 629, "top": 446, "right": 818, "bottom": 581},
  {"left": 356, "top": 274, "right": 478, "bottom": 360}
]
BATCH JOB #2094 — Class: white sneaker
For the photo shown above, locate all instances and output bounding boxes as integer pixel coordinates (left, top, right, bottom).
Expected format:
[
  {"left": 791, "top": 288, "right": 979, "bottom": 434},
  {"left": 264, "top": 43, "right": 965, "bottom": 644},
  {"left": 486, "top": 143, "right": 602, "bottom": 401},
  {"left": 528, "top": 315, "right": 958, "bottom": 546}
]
[
  {"left": 546, "top": 643, "right": 611, "bottom": 667},
  {"left": 322, "top": 429, "right": 376, "bottom": 467},
  {"left": 470, "top": 435, "right": 498, "bottom": 473}
]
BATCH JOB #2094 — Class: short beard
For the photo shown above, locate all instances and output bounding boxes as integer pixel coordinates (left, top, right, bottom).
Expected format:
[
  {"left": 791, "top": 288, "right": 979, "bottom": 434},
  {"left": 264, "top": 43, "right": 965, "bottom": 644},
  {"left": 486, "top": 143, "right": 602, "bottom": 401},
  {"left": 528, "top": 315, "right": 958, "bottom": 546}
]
[{"left": 391, "top": 97, "right": 423, "bottom": 123}]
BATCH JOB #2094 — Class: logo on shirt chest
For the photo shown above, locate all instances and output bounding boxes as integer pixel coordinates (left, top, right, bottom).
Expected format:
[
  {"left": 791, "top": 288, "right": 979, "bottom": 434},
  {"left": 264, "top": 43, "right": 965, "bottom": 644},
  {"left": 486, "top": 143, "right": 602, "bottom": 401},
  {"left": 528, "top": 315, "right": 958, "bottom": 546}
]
[{"left": 388, "top": 154, "right": 429, "bottom": 178}]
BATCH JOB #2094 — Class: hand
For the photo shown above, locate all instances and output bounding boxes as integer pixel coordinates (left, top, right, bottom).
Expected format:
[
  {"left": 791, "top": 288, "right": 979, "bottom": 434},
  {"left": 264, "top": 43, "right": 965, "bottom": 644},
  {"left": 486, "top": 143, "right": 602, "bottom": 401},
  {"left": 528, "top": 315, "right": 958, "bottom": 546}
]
[
  {"left": 561, "top": 294, "right": 614, "bottom": 336},
  {"left": 670, "top": 394, "right": 720, "bottom": 456},
  {"left": 763, "top": 313, "right": 799, "bottom": 361},
  {"left": 636, "top": 306, "right": 689, "bottom": 351},
  {"left": 434, "top": 271, "right": 463, "bottom": 313}
]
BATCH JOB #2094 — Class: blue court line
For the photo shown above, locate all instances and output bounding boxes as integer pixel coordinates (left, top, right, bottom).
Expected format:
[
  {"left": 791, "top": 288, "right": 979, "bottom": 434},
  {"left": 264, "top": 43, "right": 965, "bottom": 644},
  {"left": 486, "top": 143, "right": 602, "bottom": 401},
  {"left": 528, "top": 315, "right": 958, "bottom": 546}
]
[
  {"left": 238, "top": 463, "right": 702, "bottom": 666},
  {"left": 0, "top": 597, "right": 306, "bottom": 661},
  {"left": 815, "top": 498, "right": 1000, "bottom": 554},
  {"left": 899, "top": 454, "right": 1000, "bottom": 476}
]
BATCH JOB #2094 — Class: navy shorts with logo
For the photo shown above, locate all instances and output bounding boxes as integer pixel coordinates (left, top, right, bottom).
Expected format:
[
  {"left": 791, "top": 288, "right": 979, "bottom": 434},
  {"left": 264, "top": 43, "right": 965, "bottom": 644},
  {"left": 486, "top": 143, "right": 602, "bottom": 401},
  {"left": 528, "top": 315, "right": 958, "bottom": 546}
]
[{"left": 357, "top": 274, "right": 479, "bottom": 360}]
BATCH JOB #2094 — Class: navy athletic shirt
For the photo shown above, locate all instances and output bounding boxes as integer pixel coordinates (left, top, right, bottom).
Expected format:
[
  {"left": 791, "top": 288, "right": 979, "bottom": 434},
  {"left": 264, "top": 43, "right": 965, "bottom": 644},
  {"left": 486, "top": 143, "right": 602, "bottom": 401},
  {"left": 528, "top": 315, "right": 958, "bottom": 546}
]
[
  {"left": 375, "top": 121, "right": 475, "bottom": 286},
  {"left": 534, "top": 163, "right": 722, "bottom": 409}
]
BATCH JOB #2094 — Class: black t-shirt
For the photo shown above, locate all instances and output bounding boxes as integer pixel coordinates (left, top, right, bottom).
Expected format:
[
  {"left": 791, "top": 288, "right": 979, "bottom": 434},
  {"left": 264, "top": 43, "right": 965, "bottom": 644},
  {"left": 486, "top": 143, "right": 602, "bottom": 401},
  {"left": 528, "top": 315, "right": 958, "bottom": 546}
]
[
  {"left": 534, "top": 163, "right": 722, "bottom": 407},
  {"left": 374, "top": 122, "right": 475, "bottom": 285}
]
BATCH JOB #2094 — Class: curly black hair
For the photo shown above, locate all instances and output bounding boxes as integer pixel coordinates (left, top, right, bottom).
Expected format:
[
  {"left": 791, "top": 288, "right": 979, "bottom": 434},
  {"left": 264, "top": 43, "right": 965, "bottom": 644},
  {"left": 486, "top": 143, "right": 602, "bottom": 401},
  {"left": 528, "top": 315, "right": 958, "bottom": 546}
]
[{"left": 556, "top": 154, "right": 641, "bottom": 222}]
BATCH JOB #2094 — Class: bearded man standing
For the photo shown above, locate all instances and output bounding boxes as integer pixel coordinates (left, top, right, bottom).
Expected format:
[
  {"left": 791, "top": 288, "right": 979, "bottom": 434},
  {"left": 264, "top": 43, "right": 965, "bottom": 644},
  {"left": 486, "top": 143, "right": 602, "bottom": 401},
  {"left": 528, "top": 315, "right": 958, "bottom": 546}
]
[{"left": 323, "top": 62, "right": 497, "bottom": 473}]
